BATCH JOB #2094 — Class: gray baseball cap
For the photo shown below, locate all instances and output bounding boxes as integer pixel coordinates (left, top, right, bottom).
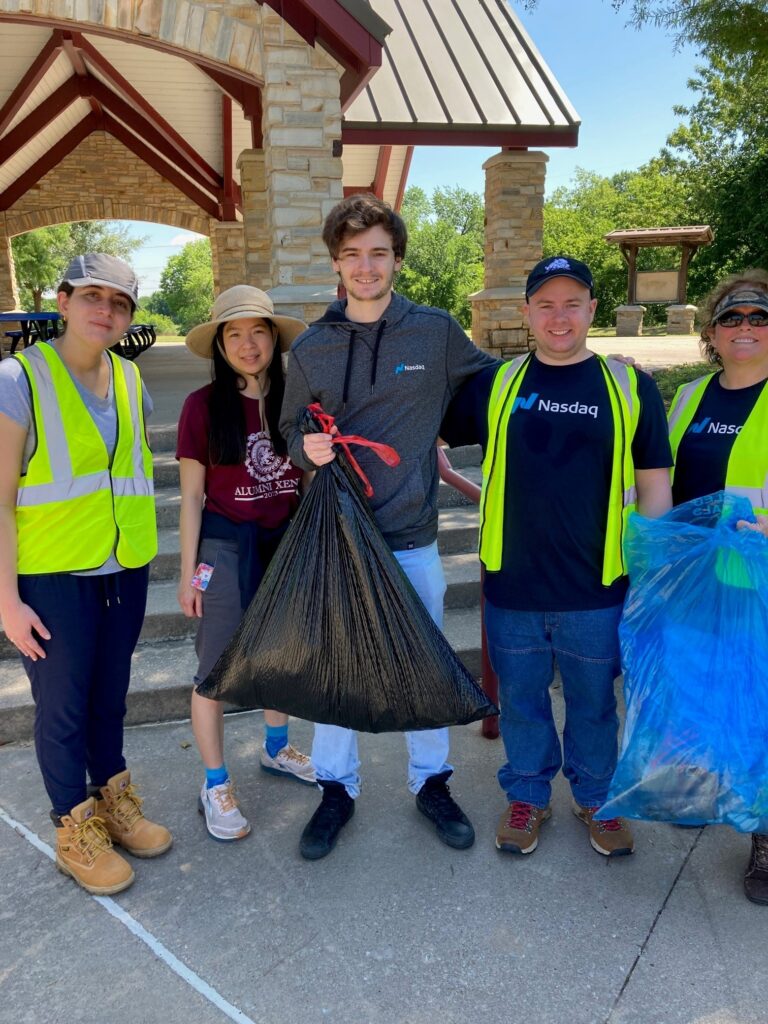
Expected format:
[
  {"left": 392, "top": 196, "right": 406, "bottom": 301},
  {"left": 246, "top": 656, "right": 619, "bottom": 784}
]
[
  {"left": 712, "top": 288, "right": 768, "bottom": 322},
  {"left": 61, "top": 253, "right": 139, "bottom": 307}
]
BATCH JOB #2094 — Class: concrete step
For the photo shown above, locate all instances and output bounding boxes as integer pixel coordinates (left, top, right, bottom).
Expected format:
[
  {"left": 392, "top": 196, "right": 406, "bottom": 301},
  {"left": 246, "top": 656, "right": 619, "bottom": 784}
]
[
  {"left": 150, "top": 447, "right": 483, "bottom": 491},
  {"left": 0, "top": 605, "right": 484, "bottom": 743},
  {"left": 149, "top": 504, "right": 478, "bottom": 582},
  {"left": 151, "top": 465, "right": 482, "bottom": 528},
  {"left": 0, "top": 548, "right": 483, "bottom": 662}
]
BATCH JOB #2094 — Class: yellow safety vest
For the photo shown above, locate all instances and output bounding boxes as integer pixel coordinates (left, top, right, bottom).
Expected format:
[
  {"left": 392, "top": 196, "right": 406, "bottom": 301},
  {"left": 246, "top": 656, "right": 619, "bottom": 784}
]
[
  {"left": 15, "top": 343, "right": 157, "bottom": 573},
  {"left": 668, "top": 372, "right": 768, "bottom": 514},
  {"left": 478, "top": 353, "right": 640, "bottom": 585}
]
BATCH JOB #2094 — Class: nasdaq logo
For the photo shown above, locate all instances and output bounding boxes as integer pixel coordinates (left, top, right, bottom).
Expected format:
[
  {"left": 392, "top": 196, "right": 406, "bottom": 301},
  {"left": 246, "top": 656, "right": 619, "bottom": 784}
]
[
  {"left": 511, "top": 392, "right": 539, "bottom": 413},
  {"left": 689, "top": 417, "right": 711, "bottom": 434}
]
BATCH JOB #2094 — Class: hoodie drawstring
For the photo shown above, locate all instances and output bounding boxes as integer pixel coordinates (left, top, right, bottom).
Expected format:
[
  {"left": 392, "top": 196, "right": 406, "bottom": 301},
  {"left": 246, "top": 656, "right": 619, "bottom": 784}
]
[
  {"left": 370, "top": 320, "right": 387, "bottom": 395},
  {"left": 341, "top": 320, "right": 387, "bottom": 409},
  {"left": 342, "top": 329, "right": 356, "bottom": 409}
]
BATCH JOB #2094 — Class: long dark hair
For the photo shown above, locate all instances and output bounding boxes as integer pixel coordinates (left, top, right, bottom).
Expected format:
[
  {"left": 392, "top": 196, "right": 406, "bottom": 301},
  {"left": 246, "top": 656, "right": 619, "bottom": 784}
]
[{"left": 208, "top": 322, "right": 288, "bottom": 464}]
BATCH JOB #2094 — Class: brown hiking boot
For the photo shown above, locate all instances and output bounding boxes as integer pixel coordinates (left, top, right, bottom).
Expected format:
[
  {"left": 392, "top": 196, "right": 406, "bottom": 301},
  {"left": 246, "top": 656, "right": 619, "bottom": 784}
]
[
  {"left": 744, "top": 833, "right": 768, "bottom": 905},
  {"left": 97, "top": 770, "right": 172, "bottom": 858},
  {"left": 496, "top": 801, "right": 551, "bottom": 854},
  {"left": 573, "top": 802, "right": 634, "bottom": 857},
  {"left": 55, "top": 797, "right": 135, "bottom": 895}
]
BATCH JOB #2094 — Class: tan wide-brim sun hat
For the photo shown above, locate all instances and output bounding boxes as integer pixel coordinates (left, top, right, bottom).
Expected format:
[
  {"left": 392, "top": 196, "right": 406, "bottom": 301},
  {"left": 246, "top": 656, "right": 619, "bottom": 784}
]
[{"left": 185, "top": 285, "right": 307, "bottom": 358}]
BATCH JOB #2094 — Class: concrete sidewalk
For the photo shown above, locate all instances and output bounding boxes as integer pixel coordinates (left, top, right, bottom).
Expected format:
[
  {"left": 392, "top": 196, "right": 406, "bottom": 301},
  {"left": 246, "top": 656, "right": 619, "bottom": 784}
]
[
  {"left": 1, "top": 703, "right": 766, "bottom": 1024},
  {"left": 137, "top": 334, "right": 705, "bottom": 431}
]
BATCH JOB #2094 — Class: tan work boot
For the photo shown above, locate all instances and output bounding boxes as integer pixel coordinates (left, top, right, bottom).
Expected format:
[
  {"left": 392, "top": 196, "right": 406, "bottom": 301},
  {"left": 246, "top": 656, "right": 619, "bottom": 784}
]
[
  {"left": 55, "top": 797, "right": 135, "bottom": 895},
  {"left": 97, "top": 770, "right": 173, "bottom": 858},
  {"left": 495, "top": 801, "right": 551, "bottom": 854},
  {"left": 573, "top": 802, "right": 634, "bottom": 857}
]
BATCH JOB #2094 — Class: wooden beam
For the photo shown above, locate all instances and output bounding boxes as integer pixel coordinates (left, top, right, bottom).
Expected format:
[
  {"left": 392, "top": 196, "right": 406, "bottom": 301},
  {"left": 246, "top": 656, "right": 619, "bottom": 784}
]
[
  {"left": 220, "top": 95, "right": 238, "bottom": 221},
  {"left": 342, "top": 126, "right": 580, "bottom": 148},
  {"left": 372, "top": 145, "right": 391, "bottom": 199},
  {"left": 88, "top": 79, "right": 222, "bottom": 194},
  {"left": 394, "top": 146, "right": 413, "bottom": 211},
  {"left": 0, "top": 31, "right": 63, "bottom": 136},
  {"left": 1, "top": 77, "right": 85, "bottom": 156},
  {"left": 72, "top": 33, "right": 222, "bottom": 186},
  {"left": 201, "top": 67, "right": 263, "bottom": 148},
  {"left": 0, "top": 112, "right": 98, "bottom": 210},
  {"left": 102, "top": 114, "right": 221, "bottom": 220}
]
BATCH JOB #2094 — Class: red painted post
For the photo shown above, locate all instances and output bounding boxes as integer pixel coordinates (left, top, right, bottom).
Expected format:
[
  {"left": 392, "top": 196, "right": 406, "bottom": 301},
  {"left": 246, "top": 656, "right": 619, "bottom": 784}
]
[{"left": 435, "top": 447, "right": 499, "bottom": 739}]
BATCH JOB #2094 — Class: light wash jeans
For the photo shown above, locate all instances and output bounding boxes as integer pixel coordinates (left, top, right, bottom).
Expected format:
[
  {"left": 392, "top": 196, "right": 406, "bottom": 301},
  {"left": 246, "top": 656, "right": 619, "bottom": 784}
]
[
  {"left": 311, "top": 541, "right": 452, "bottom": 798},
  {"left": 484, "top": 601, "right": 623, "bottom": 809}
]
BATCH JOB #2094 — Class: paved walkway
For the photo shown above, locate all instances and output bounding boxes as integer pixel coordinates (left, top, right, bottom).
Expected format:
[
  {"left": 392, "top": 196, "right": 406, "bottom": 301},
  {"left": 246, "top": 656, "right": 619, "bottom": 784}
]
[
  {"left": 2, "top": 704, "right": 766, "bottom": 1024},
  {"left": 139, "top": 333, "right": 705, "bottom": 432}
]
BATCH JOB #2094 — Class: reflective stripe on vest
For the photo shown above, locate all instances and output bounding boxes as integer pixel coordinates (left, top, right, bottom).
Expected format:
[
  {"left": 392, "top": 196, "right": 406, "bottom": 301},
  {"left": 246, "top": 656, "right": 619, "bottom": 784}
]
[
  {"left": 478, "top": 354, "right": 640, "bottom": 585},
  {"left": 15, "top": 343, "right": 157, "bottom": 573},
  {"left": 668, "top": 372, "right": 768, "bottom": 514}
]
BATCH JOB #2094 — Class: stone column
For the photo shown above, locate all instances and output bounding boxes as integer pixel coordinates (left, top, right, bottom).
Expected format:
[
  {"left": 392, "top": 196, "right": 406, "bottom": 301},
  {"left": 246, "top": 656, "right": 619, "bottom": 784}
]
[
  {"left": 237, "top": 150, "right": 272, "bottom": 287},
  {"left": 616, "top": 305, "right": 646, "bottom": 337},
  {"left": 0, "top": 225, "right": 20, "bottom": 312},
  {"left": 666, "top": 304, "right": 697, "bottom": 335},
  {"left": 470, "top": 150, "right": 548, "bottom": 357},
  {"left": 259, "top": 10, "right": 341, "bottom": 322},
  {"left": 209, "top": 220, "right": 246, "bottom": 293}
]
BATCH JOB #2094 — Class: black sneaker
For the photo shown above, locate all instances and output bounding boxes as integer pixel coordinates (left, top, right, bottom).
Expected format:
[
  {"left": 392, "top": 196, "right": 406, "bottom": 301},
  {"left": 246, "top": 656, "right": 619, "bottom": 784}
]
[
  {"left": 744, "top": 833, "right": 768, "bottom": 905},
  {"left": 416, "top": 771, "right": 475, "bottom": 850},
  {"left": 299, "top": 781, "right": 355, "bottom": 861}
]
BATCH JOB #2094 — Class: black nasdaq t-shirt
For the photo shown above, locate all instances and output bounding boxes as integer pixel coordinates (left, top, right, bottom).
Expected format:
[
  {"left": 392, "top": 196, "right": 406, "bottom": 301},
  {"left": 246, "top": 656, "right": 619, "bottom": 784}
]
[
  {"left": 672, "top": 373, "right": 767, "bottom": 505},
  {"left": 441, "top": 354, "right": 672, "bottom": 611}
]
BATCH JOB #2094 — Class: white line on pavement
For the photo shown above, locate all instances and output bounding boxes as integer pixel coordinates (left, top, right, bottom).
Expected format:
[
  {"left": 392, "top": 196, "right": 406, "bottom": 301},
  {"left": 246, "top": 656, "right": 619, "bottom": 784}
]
[{"left": 0, "top": 804, "right": 257, "bottom": 1024}]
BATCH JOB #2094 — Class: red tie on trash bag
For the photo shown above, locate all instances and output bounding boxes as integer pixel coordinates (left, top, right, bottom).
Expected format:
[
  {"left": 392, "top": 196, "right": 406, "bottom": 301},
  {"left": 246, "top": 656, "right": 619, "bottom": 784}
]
[{"left": 307, "top": 402, "right": 400, "bottom": 497}]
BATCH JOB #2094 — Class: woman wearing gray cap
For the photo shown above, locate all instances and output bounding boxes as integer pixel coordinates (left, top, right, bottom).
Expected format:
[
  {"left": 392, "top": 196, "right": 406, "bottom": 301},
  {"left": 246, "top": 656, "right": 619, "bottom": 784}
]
[
  {"left": 178, "top": 285, "right": 314, "bottom": 843},
  {"left": 0, "top": 253, "right": 171, "bottom": 895},
  {"left": 668, "top": 268, "right": 768, "bottom": 904}
]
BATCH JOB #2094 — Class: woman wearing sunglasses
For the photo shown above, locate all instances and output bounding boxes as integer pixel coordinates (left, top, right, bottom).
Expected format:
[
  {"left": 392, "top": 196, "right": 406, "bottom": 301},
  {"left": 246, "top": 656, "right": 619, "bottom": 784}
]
[{"left": 667, "top": 269, "right": 768, "bottom": 904}]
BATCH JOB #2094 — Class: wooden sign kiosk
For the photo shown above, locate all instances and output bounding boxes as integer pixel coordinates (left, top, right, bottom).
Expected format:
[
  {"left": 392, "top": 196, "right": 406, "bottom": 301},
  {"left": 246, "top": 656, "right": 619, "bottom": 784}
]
[{"left": 604, "top": 225, "right": 713, "bottom": 336}]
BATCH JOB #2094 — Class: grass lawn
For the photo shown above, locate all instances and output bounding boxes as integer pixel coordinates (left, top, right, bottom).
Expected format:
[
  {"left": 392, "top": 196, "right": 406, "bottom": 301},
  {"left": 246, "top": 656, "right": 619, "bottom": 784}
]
[{"left": 652, "top": 362, "right": 710, "bottom": 407}]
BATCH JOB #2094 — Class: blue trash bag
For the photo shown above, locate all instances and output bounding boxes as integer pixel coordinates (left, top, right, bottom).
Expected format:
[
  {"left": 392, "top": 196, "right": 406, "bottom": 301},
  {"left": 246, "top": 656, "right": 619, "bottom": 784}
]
[{"left": 597, "top": 491, "right": 768, "bottom": 832}]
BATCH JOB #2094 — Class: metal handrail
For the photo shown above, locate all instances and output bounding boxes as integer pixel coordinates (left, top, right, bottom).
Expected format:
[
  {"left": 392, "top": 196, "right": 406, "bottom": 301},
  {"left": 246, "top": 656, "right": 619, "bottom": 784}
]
[{"left": 437, "top": 446, "right": 499, "bottom": 740}]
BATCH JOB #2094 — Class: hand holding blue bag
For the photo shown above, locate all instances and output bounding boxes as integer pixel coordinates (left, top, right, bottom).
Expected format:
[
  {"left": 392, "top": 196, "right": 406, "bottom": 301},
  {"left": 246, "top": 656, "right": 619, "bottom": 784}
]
[{"left": 598, "top": 492, "right": 768, "bottom": 832}]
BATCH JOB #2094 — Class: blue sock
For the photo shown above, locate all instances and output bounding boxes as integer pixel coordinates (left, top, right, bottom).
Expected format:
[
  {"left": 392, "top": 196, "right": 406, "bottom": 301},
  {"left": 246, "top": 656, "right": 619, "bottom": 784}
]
[
  {"left": 205, "top": 764, "right": 229, "bottom": 789},
  {"left": 265, "top": 724, "right": 288, "bottom": 758}
]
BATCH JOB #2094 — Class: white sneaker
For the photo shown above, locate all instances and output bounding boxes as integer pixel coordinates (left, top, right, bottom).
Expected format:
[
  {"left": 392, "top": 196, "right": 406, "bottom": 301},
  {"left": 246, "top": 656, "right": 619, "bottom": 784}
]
[
  {"left": 197, "top": 780, "right": 251, "bottom": 841},
  {"left": 260, "top": 743, "right": 317, "bottom": 786}
]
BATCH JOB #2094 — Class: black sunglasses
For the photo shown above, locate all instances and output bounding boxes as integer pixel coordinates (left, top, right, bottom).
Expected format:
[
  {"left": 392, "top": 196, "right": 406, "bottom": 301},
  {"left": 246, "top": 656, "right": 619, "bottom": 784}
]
[{"left": 715, "top": 310, "right": 768, "bottom": 328}]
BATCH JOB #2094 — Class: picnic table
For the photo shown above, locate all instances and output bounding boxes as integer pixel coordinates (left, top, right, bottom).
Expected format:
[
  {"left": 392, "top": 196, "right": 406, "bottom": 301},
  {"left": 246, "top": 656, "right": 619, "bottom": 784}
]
[
  {"left": 0, "top": 312, "right": 62, "bottom": 355},
  {"left": 110, "top": 324, "right": 157, "bottom": 361},
  {"left": 0, "top": 316, "right": 156, "bottom": 361}
]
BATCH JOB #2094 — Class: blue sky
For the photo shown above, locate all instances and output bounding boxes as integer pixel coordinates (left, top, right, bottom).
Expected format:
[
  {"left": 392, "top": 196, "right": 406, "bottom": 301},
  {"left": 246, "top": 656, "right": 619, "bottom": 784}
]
[{"left": 124, "top": 0, "right": 702, "bottom": 297}]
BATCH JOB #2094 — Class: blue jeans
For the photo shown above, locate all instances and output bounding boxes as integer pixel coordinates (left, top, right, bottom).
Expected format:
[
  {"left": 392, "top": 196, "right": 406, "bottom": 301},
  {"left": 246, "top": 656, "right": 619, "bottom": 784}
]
[
  {"left": 485, "top": 602, "right": 622, "bottom": 808},
  {"left": 311, "top": 542, "right": 453, "bottom": 798}
]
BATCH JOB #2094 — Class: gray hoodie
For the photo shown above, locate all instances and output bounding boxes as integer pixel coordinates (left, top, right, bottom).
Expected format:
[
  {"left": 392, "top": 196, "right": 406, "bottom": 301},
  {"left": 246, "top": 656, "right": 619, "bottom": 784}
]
[{"left": 279, "top": 292, "right": 499, "bottom": 550}]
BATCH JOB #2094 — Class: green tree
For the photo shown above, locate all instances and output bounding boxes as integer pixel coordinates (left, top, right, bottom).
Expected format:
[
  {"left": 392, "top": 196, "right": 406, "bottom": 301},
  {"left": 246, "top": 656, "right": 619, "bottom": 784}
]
[
  {"left": 157, "top": 238, "right": 213, "bottom": 335},
  {"left": 11, "top": 226, "right": 70, "bottom": 311},
  {"left": 543, "top": 161, "right": 690, "bottom": 324},
  {"left": 398, "top": 186, "right": 484, "bottom": 327},
  {"left": 519, "top": 1, "right": 768, "bottom": 63},
  {"left": 664, "top": 55, "right": 768, "bottom": 296},
  {"left": 11, "top": 221, "right": 144, "bottom": 310}
]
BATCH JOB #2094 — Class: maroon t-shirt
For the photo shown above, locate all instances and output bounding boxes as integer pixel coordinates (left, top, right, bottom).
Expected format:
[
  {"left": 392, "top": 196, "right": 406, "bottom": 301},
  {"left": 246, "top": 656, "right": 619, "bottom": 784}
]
[{"left": 176, "top": 384, "right": 302, "bottom": 526}]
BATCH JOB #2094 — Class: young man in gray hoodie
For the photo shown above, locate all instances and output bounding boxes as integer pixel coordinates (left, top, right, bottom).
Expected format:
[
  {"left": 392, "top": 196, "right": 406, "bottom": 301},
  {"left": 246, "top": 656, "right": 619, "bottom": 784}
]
[{"left": 279, "top": 193, "right": 497, "bottom": 860}]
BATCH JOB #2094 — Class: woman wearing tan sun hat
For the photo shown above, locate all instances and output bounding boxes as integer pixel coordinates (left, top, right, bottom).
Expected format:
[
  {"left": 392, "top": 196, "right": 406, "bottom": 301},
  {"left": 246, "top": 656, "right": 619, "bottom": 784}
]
[{"left": 177, "top": 286, "right": 315, "bottom": 842}]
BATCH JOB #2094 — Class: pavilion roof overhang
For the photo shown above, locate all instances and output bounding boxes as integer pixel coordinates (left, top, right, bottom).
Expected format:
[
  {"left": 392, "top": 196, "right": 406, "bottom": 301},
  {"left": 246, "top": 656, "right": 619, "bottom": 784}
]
[
  {"left": 604, "top": 226, "right": 714, "bottom": 248},
  {"left": 0, "top": 25, "right": 255, "bottom": 219},
  {"left": 342, "top": 0, "right": 580, "bottom": 149}
]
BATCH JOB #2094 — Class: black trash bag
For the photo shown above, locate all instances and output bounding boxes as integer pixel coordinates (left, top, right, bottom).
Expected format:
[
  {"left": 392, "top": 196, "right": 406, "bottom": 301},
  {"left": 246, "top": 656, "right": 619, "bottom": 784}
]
[{"left": 196, "top": 405, "right": 498, "bottom": 733}]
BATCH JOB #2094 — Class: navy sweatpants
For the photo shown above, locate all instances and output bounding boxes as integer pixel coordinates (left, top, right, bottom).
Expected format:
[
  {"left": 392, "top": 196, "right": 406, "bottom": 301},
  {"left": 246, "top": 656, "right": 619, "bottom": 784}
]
[{"left": 18, "top": 566, "right": 149, "bottom": 816}]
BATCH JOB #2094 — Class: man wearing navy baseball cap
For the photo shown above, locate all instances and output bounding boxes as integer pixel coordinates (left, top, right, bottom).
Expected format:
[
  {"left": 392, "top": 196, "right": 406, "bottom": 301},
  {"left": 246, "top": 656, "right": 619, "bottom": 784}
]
[{"left": 441, "top": 254, "right": 673, "bottom": 860}]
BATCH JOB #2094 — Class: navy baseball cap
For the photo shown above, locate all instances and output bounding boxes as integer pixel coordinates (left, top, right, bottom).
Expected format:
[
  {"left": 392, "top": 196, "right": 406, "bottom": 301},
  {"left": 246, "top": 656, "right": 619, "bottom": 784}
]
[{"left": 525, "top": 256, "right": 594, "bottom": 300}]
